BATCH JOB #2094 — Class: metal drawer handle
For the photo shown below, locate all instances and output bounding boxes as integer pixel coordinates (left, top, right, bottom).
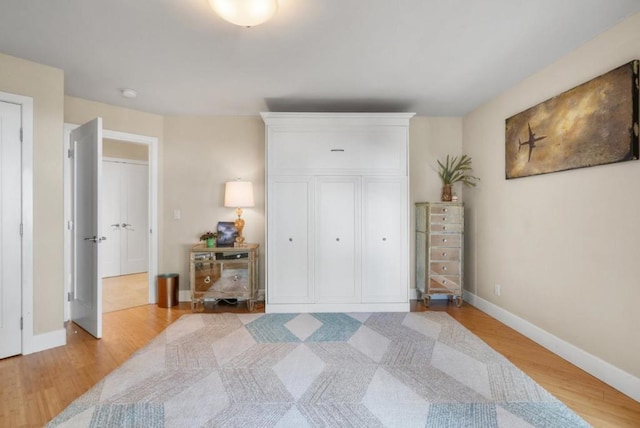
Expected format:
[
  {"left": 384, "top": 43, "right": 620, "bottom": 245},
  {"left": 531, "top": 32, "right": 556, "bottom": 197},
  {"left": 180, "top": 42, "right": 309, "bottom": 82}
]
[
  {"left": 442, "top": 266, "right": 447, "bottom": 271},
  {"left": 443, "top": 226, "right": 447, "bottom": 230},
  {"left": 444, "top": 208, "right": 448, "bottom": 212},
  {"left": 442, "top": 217, "right": 446, "bottom": 221},
  {"left": 442, "top": 238, "right": 447, "bottom": 242},
  {"left": 442, "top": 252, "right": 447, "bottom": 257},
  {"left": 330, "top": 149, "right": 345, "bottom": 152},
  {"left": 443, "top": 280, "right": 447, "bottom": 284},
  {"left": 204, "top": 276, "right": 211, "bottom": 284}
]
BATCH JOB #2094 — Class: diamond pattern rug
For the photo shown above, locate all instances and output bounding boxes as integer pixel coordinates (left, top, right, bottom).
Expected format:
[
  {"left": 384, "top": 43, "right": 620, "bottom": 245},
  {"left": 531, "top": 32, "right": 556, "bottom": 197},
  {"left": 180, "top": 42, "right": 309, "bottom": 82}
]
[{"left": 48, "top": 312, "right": 589, "bottom": 427}]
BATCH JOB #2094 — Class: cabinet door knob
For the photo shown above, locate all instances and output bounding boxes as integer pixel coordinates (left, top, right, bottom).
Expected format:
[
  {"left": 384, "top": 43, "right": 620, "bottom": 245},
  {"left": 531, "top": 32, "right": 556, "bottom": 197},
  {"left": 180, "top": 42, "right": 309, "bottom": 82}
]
[
  {"left": 204, "top": 276, "right": 211, "bottom": 284},
  {"left": 336, "top": 238, "right": 340, "bottom": 242},
  {"left": 289, "top": 238, "right": 293, "bottom": 242},
  {"left": 442, "top": 266, "right": 447, "bottom": 271},
  {"left": 444, "top": 208, "right": 448, "bottom": 212},
  {"left": 442, "top": 252, "right": 447, "bottom": 257},
  {"left": 442, "top": 238, "right": 447, "bottom": 242},
  {"left": 382, "top": 237, "right": 387, "bottom": 241},
  {"left": 443, "top": 226, "right": 447, "bottom": 230},
  {"left": 443, "top": 280, "right": 448, "bottom": 284},
  {"left": 442, "top": 217, "right": 446, "bottom": 221}
]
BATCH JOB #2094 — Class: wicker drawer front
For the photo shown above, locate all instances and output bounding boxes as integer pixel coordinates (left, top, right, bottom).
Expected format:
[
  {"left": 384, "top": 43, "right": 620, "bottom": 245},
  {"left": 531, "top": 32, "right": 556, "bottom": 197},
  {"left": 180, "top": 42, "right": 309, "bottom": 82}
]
[
  {"left": 430, "top": 247, "right": 461, "bottom": 261},
  {"left": 429, "top": 276, "right": 461, "bottom": 293},
  {"left": 429, "top": 206, "right": 462, "bottom": 216},
  {"left": 430, "top": 262, "right": 460, "bottom": 276},
  {"left": 429, "top": 223, "right": 463, "bottom": 233},
  {"left": 430, "top": 213, "right": 462, "bottom": 224},
  {"left": 430, "top": 234, "right": 461, "bottom": 248},
  {"left": 194, "top": 265, "right": 221, "bottom": 292}
]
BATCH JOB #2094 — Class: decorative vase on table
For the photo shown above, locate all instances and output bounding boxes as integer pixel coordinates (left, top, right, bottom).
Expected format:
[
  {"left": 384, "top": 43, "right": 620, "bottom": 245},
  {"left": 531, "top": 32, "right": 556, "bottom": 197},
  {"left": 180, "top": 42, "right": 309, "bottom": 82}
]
[
  {"left": 441, "top": 184, "right": 453, "bottom": 202},
  {"left": 206, "top": 238, "right": 215, "bottom": 248}
]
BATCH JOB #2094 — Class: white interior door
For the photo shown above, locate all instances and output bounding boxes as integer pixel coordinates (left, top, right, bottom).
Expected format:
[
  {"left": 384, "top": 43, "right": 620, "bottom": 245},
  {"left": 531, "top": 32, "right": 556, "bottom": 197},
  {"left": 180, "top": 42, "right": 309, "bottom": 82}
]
[
  {"left": 120, "top": 162, "right": 148, "bottom": 274},
  {"left": 268, "top": 177, "right": 314, "bottom": 303},
  {"left": 316, "top": 177, "right": 360, "bottom": 303},
  {"left": 102, "top": 161, "right": 148, "bottom": 277},
  {"left": 362, "top": 177, "right": 407, "bottom": 302},
  {"left": 71, "top": 118, "right": 103, "bottom": 339},
  {"left": 0, "top": 101, "right": 22, "bottom": 359},
  {"left": 102, "top": 161, "right": 121, "bottom": 277}
]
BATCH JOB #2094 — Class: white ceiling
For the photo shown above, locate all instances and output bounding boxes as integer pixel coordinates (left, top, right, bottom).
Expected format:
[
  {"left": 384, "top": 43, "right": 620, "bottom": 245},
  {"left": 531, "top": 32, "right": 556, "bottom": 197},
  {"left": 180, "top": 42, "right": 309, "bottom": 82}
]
[{"left": 1, "top": 0, "right": 639, "bottom": 117}]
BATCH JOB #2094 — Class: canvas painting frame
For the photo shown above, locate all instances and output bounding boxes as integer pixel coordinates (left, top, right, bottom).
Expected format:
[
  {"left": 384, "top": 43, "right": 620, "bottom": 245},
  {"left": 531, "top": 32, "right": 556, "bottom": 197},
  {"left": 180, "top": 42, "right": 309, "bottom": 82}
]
[{"left": 505, "top": 60, "right": 639, "bottom": 179}]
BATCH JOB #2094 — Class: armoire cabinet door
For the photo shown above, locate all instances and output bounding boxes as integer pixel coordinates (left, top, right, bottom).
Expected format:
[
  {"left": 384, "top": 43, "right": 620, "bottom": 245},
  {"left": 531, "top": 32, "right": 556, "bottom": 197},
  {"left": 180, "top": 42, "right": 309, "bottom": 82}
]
[
  {"left": 316, "top": 177, "right": 360, "bottom": 303},
  {"left": 267, "top": 177, "right": 314, "bottom": 303},
  {"left": 362, "top": 177, "right": 407, "bottom": 302}
]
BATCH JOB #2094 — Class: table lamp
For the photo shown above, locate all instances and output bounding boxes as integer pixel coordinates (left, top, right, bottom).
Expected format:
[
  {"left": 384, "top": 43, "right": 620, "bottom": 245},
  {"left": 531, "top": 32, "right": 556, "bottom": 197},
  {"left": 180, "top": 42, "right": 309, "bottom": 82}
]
[{"left": 224, "top": 180, "right": 254, "bottom": 246}]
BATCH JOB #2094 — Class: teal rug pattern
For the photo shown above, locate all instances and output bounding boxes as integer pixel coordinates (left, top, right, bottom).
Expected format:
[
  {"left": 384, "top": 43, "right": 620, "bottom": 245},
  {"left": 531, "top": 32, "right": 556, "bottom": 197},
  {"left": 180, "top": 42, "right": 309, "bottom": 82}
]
[{"left": 48, "top": 312, "right": 589, "bottom": 427}]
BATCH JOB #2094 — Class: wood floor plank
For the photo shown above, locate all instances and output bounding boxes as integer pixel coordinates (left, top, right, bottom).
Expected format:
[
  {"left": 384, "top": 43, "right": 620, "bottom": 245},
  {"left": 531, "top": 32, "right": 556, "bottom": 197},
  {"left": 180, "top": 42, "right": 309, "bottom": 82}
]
[{"left": 0, "top": 300, "right": 638, "bottom": 427}]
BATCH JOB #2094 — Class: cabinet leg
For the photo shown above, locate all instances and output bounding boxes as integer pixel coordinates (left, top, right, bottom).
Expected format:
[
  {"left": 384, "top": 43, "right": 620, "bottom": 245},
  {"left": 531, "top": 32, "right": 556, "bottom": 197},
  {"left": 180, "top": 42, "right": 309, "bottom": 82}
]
[
  {"left": 247, "top": 299, "right": 255, "bottom": 312},
  {"left": 455, "top": 296, "right": 463, "bottom": 308},
  {"left": 424, "top": 296, "right": 430, "bottom": 307},
  {"left": 191, "top": 299, "right": 204, "bottom": 313}
]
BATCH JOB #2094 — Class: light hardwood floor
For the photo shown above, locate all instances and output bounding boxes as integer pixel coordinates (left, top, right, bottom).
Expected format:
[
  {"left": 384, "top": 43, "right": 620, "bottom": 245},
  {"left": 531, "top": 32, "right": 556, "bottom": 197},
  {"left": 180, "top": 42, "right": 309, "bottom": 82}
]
[
  {"left": 102, "top": 272, "right": 149, "bottom": 313},
  {"left": 1, "top": 300, "right": 638, "bottom": 427}
]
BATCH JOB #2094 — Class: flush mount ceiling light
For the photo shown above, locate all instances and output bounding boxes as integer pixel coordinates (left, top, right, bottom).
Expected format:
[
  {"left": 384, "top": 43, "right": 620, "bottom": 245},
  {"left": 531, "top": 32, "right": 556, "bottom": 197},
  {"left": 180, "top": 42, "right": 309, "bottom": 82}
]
[
  {"left": 121, "top": 88, "right": 137, "bottom": 98},
  {"left": 208, "top": 0, "right": 278, "bottom": 27}
]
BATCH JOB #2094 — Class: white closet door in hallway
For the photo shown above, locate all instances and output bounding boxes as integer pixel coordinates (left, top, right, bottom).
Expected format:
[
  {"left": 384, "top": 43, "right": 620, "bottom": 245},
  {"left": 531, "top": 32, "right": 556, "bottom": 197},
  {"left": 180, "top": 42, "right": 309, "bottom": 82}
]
[
  {"left": 0, "top": 100, "right": 22, "bottom": 359},
  {"left": 102, "top": 160, "right": 148, "bottom": 277}
]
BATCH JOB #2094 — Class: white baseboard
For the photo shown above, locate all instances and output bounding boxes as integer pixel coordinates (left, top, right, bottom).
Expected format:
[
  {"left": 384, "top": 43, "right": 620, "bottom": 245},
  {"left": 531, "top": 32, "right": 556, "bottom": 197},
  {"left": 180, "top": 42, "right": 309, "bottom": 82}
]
[
  {"left": 464, "top": 291, "right": 640, "bottom": 403},
  {"left": 266, "top": 302, "right": 410, "bottom": 313},
  {"left": 179, "top": 290, "right": 191, "bottom": 302},
  {"left": 28, "top": 328, "right": 66, "bottom": 355}
]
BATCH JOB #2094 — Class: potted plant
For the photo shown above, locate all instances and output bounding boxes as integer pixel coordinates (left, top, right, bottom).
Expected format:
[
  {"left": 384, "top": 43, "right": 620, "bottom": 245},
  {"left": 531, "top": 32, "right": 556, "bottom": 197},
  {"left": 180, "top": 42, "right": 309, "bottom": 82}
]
[
  {"left": 437, "top": 154, "right": 479, "bottom": 202},
  {"left": 199, "top": 231, "right": 218, "bottom": 248}
]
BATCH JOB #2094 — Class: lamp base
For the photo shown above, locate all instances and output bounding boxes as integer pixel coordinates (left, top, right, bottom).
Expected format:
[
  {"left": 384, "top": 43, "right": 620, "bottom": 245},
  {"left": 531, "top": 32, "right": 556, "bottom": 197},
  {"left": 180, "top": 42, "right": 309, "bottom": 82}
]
[{"left": 234, "top": 209, "right": 246, "bottom": 246}]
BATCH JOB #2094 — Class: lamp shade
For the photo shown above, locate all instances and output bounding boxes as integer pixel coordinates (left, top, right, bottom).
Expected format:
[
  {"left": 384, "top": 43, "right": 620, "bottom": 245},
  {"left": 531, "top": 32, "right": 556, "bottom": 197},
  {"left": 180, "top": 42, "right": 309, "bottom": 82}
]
[
  {"left": 224, "top": 181, "right": 255, "bottom": 208},
  {"left": 208, "top": 0, "right": 278, "bottom": 27}
]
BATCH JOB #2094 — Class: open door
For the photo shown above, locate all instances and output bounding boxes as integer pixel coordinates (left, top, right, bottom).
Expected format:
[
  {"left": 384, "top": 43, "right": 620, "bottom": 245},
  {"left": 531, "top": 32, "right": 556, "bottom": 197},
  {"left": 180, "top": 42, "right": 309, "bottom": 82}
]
[
  {"left": 0, "top": 100, "right": 23, "bottom": 358},
  {"left": 70, "top": 118, "right": 103, "bottom": 338}
]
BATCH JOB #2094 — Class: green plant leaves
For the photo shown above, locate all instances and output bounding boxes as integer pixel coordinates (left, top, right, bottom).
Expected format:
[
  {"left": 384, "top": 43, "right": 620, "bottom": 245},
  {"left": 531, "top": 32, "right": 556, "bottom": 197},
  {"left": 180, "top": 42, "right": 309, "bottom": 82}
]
[{"left": 437, "top": 154, "right": 479, "bottom": 187}]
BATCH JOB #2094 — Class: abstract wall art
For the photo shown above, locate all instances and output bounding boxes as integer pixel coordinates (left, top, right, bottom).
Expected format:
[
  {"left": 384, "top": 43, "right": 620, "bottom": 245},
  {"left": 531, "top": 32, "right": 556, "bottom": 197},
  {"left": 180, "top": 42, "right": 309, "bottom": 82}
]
[{"left": 505, "top": 60, "right": 639, "bottom": 179}]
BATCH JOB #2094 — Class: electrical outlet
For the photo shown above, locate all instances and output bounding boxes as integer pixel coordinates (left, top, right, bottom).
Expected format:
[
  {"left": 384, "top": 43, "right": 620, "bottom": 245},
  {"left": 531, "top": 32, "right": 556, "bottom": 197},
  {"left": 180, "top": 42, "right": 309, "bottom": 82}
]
[
  {"left": 494, "top": 284, "right": 501, "bottom": 296},
  {"left": 173, "top": 209, "right": 181, "bottom": 220}
]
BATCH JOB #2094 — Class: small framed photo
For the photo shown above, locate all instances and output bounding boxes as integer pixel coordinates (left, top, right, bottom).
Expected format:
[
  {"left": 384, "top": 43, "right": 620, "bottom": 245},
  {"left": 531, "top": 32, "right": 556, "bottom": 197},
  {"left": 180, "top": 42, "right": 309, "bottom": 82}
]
[{"left": 216, "top": 222, "right": 238, "bottom": 247}]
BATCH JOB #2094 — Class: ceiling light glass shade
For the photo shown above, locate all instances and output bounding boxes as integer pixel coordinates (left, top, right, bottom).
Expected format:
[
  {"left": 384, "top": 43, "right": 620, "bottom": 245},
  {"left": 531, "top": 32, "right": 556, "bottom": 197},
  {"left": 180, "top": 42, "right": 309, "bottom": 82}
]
[{"left": 209, "top": 0, "right": 278, "bottom": 27}]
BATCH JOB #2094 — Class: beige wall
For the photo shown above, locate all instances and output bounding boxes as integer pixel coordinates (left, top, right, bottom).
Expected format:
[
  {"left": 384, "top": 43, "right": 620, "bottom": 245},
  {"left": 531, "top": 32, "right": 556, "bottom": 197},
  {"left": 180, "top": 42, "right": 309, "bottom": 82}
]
[
  {"left": 409, "top": 117, "right": 463, "bottom": 291},
  {"left": 162, "top": 116, "right": 266, "bottom": 293},
  {"left": 103, "top": 139, "right": 149, "bottom": 161},
  {"left": 0, "top": 52, "right": 64, "bottom": 334},
  {"left": 463, "top": 12, "right": 640, "bottom": 377},
  {"left": 65, "top": 96, "right": 164, "bottom": 138}
]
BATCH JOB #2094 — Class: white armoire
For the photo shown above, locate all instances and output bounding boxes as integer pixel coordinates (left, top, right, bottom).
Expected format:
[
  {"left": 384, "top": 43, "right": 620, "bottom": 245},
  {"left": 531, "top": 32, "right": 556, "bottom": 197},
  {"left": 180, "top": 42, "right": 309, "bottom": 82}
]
[{"left": 262, "top": 112, "right": 414, "bottom": 313}]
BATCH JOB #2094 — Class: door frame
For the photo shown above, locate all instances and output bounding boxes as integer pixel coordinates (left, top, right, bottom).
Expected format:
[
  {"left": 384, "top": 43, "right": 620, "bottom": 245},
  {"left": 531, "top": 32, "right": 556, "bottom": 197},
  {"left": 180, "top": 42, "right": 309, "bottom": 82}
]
[
  {"left": 0, "top": 91, "right": 34, "bottom": 354},
  {"left": 63, "top": 124, "right": 159, "bottom": 321}
]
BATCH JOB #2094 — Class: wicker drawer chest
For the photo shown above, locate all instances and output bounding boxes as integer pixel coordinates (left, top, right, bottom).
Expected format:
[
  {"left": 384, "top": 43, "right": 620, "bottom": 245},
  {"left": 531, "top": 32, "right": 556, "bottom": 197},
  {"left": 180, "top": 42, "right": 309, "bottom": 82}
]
[{"left": 416, "top": 202, "right": 463, "bottom": 307}]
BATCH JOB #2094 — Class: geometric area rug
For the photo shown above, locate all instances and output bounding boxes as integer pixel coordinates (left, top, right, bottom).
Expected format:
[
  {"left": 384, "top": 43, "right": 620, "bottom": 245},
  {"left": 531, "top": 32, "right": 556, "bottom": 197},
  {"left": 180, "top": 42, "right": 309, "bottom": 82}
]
[{"left": 48, "top": 312, "right": 590, "bottom": 427}]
